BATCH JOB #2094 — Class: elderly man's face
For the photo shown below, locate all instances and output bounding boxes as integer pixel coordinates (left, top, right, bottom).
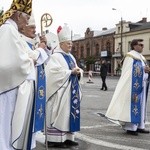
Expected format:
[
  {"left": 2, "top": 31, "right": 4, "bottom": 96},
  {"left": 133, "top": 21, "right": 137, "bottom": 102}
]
[
  {"left": 22, "top": 25, "right": 36, "bottom": 39},
  {"left": 60, "top": 41, "right": 73, "bottom": 53},
  {"left": 17, "top": 12, "right": 30, "bottom": 31}
]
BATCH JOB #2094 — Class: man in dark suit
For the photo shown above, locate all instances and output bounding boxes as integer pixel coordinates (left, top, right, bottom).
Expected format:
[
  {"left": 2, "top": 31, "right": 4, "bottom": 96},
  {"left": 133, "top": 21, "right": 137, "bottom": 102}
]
[{"left": 100, "top": 60, "right": 108, "bottom": 91}]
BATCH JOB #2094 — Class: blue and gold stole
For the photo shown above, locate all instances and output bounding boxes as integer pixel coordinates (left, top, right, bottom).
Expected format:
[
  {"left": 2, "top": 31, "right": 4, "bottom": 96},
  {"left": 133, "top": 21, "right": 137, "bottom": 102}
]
[
  {"left": 27, "top": 42, "right": 46, "bottom": 132},
  {"left": 61, "top": 53, "right": 80, "bottom": 132},
  {"left": 131, "top": 59, "right": 143, "bottom": 123}
]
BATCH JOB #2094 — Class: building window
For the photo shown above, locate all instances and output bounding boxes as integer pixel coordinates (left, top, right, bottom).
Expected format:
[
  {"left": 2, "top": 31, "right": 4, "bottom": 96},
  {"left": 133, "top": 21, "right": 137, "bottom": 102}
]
[
  {"left": 86, "top": 43, "right": 90, "bottom": 57},
  {"left": 118, "top": 27, "right": 121, "bottom": 33},
  {"left": 95, "top": 44, "right": 99, "bottom": 57},
  {"left": 72, "top": 46, "right": 76, "bottom": 58},
  {"left": 87, "top": 48, "right": 90, "bottom": 57},
  {"left": 118, "top": 42, "right": 121, "bottom": 51},
  {"left": 106, "top": 41, "right": 111, "bottom": 51},
  {"left": 80, "top": 46, "right": 84, "bottom": 58}
]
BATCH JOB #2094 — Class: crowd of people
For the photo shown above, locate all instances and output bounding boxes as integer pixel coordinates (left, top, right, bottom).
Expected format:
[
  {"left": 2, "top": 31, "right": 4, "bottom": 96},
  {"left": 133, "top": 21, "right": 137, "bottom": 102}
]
[{"left": 0, "top": 0, "right": 150, "bottom": 150}]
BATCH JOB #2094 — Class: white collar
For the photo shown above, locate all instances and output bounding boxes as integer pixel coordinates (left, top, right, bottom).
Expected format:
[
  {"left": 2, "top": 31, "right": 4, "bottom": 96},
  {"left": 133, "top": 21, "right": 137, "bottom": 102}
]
[
  {"left": 55, "top": 48, "right": 71, "bottom": 56},
  {"left": 20, "top": 34, "right": 36, "bottom": 45}
]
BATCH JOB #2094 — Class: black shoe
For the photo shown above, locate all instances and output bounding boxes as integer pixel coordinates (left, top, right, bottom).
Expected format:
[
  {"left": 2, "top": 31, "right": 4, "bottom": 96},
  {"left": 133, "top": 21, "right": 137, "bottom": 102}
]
[
  {"left": 47, "top": 141, "right": 55, "bottom": 147},
  {"left": 126, "top": 130, "right": 138, "bottom": 136},
  {"left": 100, "top": 88, "right": 103, "bottom": 90},
  {"left": 137, "top": 129, "right": 150, "bottom": 134},
  {"left": 47, "top": 141, "right": 68, "bottom": 148},
  {"left": 64, "top": 140, "right": 79, "bottom": 146}
]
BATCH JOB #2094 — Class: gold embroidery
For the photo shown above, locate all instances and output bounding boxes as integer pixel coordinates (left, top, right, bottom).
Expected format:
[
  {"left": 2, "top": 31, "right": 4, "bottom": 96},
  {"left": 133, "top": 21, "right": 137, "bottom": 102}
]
[
  {"left": 0, "top": 0, "right": 32, "bottom": 26},
  {"left": 132, "top": 93, "right": 138, "bottom": 103},
  {"left": 39, "top": 89, "right": 44, "bottom": 97},
  {"left": 126, "top": 53, "right": 146, "bottom": 63},
  {"left": 133, "top": 63, "right": 142, "bottom": 77},
  {"left": 38, "top": 86, "right": 45, "bottom": 99}
]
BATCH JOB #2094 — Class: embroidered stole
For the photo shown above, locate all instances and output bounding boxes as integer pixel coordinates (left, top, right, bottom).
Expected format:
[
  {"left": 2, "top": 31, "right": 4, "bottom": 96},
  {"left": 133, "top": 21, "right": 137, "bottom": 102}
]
[
  {"left": 131, "top": 59, "right": 143, "bottom": 123},
  {"left": 27, "top": 42, "right": 46, "bottom": 132},
  {"left": 61, "top": 53, "right": 80, "bottom": 132}
]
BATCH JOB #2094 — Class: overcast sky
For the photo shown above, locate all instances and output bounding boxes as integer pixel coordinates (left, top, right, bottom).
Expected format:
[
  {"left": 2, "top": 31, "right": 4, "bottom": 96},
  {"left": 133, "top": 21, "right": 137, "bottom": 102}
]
[{"left": 1, "top": 0, "right": 150, "bottom": 36}]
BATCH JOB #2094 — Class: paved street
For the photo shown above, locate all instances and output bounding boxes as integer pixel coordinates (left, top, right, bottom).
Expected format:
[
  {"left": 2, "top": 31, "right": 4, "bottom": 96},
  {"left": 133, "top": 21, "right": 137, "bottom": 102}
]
[{"left": 35, "top": 76, "right": 150, "bottom": 150}]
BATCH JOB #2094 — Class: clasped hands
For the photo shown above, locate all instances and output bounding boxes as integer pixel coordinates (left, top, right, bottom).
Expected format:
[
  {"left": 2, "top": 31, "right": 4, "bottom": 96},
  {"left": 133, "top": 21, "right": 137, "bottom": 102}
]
[
  {"left": 71, "top": 68, "right": 80, "bottom": 75},
  {"left": 38, "top": 35, "right": 47, "bottom": 49}
]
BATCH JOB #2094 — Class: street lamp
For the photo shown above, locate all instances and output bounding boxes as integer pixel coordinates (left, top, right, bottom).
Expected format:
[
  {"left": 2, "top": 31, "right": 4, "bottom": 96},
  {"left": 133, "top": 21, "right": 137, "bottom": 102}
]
[{"left": 112, "top": 8, "right": 123, "bottom": 59}]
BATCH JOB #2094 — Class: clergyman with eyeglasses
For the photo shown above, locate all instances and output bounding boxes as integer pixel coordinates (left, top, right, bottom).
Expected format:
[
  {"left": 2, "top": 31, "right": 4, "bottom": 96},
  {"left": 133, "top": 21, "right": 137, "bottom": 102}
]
[{"left": 105, "top": 39, "right": 150, "bottom": 136}]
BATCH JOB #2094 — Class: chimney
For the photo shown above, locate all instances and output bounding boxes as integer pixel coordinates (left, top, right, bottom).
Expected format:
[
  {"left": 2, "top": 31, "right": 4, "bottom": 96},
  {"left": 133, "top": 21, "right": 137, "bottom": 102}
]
[
  {"left": 102, "top": 27, "right": 107, "bottom": 31},
  {"left": 142, "top": 17, "right": 147, "bottom": 23},
  {"left": 138, "top": 17, "right": 147, "bottom": 23}
]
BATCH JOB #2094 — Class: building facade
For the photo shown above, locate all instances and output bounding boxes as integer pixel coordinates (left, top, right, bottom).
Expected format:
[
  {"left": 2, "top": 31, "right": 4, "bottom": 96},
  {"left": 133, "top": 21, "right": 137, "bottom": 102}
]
[
  {"left": 72, "top": 17, "right": 150, "bottom": 75},
  {"left": 113, "top": 17, "right": 150, "bottom": 72},
  {"left": 72, "top": 27, "right": 115, "bottom": 75}
]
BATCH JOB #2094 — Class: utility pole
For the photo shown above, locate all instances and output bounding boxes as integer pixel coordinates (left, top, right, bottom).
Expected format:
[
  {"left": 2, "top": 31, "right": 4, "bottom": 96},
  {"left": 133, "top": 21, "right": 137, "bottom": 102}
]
[
  {"left": 120, "top": 17, "right": 123, "bottom": 59},
  {"left": 112, "top": 8, "right": 123, "bottom": 59}
]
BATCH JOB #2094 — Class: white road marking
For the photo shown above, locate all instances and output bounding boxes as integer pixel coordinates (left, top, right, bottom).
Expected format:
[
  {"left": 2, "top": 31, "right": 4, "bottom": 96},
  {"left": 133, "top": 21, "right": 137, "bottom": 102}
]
[
  {"left": 78, "top": 123, "right": 150, "bottom": 149},
  {"left": 36, "top": 123, "right": 150, "bottom": 149},
  {"left": 81, "top": 122, "right": 150, "bottom": 129},
  {"left": 76, "top": 132, "right": 148, "bottom": 150},
  {"left": 81, "top": 124, "right": 117, "bottom": 129}
]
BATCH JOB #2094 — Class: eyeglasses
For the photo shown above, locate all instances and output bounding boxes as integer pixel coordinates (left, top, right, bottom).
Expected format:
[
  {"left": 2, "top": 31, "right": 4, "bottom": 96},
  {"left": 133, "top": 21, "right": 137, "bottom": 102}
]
[{"left": 137, "top": 44, "right": 144, "bottom": 47}]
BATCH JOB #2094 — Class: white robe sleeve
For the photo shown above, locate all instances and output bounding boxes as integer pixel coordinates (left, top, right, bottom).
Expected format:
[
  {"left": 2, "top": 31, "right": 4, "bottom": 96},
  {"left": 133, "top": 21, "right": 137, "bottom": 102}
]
[
  {"left": 35, "top": 48, "right": 49, "bottom": 66},
  {"left": 45, "top": 53, "right": 71, "bottom": 100},
  {"left": 0, "top": 23, "right": 33, "bottom": 93}
]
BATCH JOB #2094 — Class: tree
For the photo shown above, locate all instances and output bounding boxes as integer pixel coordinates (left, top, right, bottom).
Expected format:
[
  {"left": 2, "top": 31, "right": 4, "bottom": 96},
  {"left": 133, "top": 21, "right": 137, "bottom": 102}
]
[{"left": 85, "top": 56, "right": 95, "bottom": 65}]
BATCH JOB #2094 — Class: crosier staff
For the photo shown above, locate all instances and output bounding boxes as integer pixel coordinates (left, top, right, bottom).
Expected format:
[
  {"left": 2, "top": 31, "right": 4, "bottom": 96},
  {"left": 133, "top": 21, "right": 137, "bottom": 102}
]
[
  {"left": 40, "top": 13, "right": 53, "bottom": 150},
  {"left": 41, "top": 13, "right": 53, "bottom": 35}
]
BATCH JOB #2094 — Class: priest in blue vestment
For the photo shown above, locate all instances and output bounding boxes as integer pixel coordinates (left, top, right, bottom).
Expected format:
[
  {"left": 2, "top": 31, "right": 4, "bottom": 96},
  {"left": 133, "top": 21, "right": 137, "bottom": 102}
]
[
  {"left": 106, "top": 39, "right": 150, "bottom": 136},
  {"left": 45, "top": 24, "right": 83, "bottom": 148}
]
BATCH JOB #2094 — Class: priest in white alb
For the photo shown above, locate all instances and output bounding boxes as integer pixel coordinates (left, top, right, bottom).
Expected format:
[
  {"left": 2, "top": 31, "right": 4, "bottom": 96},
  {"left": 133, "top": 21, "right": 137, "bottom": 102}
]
[
  {"left": 105, "top": 39, "right": 150, "bottom": 136},
  {"left": 19, "top": 12, "right": 51, "bottom": 148},
  {"left": 45, "top": 24, "right": 83, "bottom": 148},
  {"left": 0, "top": 0, "right": 40, "bottom": 149}
]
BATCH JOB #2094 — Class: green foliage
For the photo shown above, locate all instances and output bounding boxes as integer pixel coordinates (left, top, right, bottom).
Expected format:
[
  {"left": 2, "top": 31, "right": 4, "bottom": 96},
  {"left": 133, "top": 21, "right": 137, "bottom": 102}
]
[{"left": 85, "top": 56, "right": 95, "bottom": 65}]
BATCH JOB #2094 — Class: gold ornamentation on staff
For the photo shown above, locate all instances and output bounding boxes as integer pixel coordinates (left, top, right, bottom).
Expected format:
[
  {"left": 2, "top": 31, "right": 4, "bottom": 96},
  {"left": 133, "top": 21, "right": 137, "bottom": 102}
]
[{"left": 40, "top": 13, "right": 53, "bottom": 34}]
